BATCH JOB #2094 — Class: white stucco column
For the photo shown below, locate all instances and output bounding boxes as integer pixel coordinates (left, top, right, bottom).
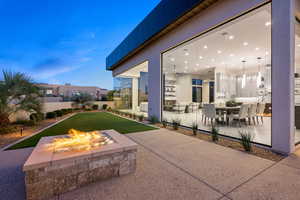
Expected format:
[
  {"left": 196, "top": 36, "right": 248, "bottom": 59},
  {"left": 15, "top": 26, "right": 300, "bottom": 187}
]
[
  {"left": 272, "top": 0, "right": 295, "bottom": 154},
  {"left": 132, "top": 77, "right": 139, "bottom": 111},
  {"left": 148, "top": 56, "right": 161, "bottom": 120}
]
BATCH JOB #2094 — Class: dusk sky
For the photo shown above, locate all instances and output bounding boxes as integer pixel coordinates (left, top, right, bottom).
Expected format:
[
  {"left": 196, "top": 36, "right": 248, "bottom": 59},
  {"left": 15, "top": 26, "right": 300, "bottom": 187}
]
[{"left": 0, "top": 0, "right": 160, "bottom": 90}]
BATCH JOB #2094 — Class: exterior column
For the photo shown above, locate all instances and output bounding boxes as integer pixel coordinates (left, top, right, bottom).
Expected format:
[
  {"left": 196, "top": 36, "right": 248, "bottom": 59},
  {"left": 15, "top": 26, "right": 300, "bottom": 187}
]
[
  {"left": 272, "top": 0, "right": 295, "bottom": 154},
  {"left": 148, "top": 56, "right": 161, "bottom": 120},
  {"left": 132, "top": 77, "right": 139, "bottom": 111}
]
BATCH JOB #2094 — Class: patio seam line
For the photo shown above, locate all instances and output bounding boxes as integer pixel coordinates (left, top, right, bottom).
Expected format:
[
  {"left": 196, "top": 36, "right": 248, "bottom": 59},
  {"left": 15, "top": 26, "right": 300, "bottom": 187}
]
[
  {"left": 222, "top": 161, "right": 279, "bottom": 197},
  {"left": 127, "top": 136, "right": 227, "bottom": 198}
]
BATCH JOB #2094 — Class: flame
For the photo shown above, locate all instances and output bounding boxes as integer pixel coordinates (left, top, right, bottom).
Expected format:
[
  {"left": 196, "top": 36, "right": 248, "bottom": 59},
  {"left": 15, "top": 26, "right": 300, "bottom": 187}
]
[{"left": 49, "top": 129, "right": 113, "bottom": 152}]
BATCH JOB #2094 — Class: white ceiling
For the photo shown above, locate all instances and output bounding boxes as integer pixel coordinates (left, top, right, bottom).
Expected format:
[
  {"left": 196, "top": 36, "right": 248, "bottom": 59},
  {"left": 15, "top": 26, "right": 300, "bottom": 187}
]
[
  {"left": 163, "top": 4, "right": 300, "bottom": 76},
  {"left": 117, "top": 61, "right": 148, "bottom": 78}
]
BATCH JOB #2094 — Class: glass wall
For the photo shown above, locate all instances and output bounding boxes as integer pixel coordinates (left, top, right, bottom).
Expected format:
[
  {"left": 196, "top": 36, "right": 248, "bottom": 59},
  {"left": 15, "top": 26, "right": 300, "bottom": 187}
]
[
  {"left": 113, "top": 77, "right": 132, "bottom": 110},
  {"left": 162, "top": 3, "right": 272, "bottom": 145},
  {"left": 113, "top": 61, "right": 149, "bottom": 116}
]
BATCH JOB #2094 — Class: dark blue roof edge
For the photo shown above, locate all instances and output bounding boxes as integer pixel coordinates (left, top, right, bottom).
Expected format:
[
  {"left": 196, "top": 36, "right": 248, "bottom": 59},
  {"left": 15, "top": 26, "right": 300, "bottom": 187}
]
[{"left": 106, "top": 0, "right": 208, "bottom": 70}]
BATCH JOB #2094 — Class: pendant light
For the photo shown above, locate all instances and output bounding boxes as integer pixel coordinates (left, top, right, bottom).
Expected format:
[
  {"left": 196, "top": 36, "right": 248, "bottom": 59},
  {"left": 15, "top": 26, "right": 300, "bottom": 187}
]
[
  {"left": 257, "top": 57, "right": 262, "bottom": 88},
  {"left": 241, "top": 60, "right": 246, "bottom": 89}
]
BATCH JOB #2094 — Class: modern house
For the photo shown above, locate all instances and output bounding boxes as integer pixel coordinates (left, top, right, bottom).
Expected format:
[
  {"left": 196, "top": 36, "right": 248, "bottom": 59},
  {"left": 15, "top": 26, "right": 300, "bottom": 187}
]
[
  {"left": 37, "top": 83, "right": 108, "bottom": 101},
  {"left": 106, "top": 0, "right": 300, "bottom": 154}
]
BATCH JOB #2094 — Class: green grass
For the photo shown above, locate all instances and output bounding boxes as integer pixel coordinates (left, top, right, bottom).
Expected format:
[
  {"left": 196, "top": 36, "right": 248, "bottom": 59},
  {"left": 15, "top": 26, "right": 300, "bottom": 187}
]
[{"left": 8, "top": 112, "right": 157, "bottom": 150}]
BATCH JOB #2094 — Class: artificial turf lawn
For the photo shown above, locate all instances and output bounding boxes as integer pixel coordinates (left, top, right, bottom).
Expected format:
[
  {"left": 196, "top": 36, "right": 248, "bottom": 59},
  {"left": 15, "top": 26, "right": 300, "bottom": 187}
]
[{"left": 8, "top": 112, "right": 157, "bottom": 150}]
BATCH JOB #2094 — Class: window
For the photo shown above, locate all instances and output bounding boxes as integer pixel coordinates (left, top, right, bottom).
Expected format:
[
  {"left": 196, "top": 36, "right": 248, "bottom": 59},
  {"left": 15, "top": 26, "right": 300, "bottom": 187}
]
[{"left": 162, "top": 3, "right": 272, "bottom": 145}]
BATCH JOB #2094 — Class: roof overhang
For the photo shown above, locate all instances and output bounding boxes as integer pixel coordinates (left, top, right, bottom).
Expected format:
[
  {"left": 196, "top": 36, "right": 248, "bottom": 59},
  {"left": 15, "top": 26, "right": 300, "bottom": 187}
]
[{"left": 106, "top": 0, "right": 219, "bottom": 71}]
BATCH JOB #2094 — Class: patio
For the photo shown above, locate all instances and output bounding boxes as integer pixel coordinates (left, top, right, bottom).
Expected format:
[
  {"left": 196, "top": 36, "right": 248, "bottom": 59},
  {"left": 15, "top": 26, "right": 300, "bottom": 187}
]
[{"left": 1, "top": 128, "right": 300, "bottom": 200}]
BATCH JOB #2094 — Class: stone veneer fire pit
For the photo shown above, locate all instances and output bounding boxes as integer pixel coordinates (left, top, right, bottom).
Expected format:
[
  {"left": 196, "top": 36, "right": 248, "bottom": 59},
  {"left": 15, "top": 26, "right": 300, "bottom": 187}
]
[{"left": 23, "top": 129, "right": 137, "bottom": 200}]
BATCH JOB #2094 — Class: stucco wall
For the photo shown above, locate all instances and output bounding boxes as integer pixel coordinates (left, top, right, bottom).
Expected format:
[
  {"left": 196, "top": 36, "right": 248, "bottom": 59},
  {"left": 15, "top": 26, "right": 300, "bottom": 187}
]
[
  {"left": 9, "top": 101, "right": 115, "bottom": 122},
  {"left": 111, "top": 0, "right": 268, "bottom": 120}
]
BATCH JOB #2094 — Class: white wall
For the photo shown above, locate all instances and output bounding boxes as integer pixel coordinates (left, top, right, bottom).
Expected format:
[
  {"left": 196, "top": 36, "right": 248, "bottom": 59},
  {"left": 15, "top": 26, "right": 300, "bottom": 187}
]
[{"left": 111, "top": 0, "right": 267, "bottom": 121}]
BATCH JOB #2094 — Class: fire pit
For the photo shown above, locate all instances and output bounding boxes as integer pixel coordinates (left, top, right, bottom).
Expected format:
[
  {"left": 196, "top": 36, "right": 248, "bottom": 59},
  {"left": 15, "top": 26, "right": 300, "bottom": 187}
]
[{"left": 23, "top": 129, "right": 137, "bottom": 200}]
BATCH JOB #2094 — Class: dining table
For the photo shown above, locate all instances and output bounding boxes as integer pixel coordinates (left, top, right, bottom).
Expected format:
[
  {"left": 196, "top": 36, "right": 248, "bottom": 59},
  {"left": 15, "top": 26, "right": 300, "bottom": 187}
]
[{"left": 215, "top": 106, "right": 241, "bottom": 125}]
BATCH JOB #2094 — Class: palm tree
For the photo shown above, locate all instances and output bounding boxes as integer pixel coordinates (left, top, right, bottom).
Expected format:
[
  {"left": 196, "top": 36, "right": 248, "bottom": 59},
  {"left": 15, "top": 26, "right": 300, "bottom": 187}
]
[
  {"left": 0, "top": 70, "right": 42, "bottom": 126},
  {"left": 71, "top": 92, "right": 93, "bottom": 109}
]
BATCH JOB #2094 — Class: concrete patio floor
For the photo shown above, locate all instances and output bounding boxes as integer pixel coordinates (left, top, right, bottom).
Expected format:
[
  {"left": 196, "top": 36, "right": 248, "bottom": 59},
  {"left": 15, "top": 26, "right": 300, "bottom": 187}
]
[{"left": 1, "top": 128, "right": 300, "bottom": 200}]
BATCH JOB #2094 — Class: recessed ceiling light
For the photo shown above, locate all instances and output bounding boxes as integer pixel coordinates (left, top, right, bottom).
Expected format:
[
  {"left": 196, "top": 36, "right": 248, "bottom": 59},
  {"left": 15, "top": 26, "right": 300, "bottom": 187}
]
[
  {"left": 229, "top": 35, "right": 234, "bottom": 40},
  {"left": 217, "top": 50, "right": 222, "bottom": 54},
  {"left": 185, "top": 52, "right": 189, "bottom": 56},
  {"left": 243, "top": 42, "right": 248, "bottom": 46},
  {"left": 199, "top": 56, "right": 203, "bottom": 59},
  {"left": 221, "top": 62, "right": 225, "bottom": 65},
  {"left": 255, "top": 47, "right": 260, "bottom": 51},
  {"left": 184, "top": 60, "right": 188, "bottom": 64},
  {"left": 196, "top": 63, "right": 199, "bottom": 66},
  {"left": 297, "top": 44, "right": 300, "bottom": 47},
  {"left": 206, "top": 65, "right": 210, "bottom": 68},
  {"left": 230, "top": 54, "right": 234, "bottom": 57},
  {"left": 204, "top": 45, "right": 208, "bottom": 49},
  {"left": 170, "top": 58, "right": 175, "bottom": 61},
  {"left": 265, "top": 51, "right": 269, "bottom": 55},
  {"left": 211, "top": 59, "right": 215, "bottom": 62},
  {"left": 265, "top": 21, "right": 271, "bottom": 26}
]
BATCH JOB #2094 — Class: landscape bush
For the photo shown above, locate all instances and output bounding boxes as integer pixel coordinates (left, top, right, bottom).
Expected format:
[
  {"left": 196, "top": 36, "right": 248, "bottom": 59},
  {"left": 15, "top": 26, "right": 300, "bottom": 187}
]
[
  {"left": 0, "top": 125, "right": 18, "bottom": 135},
  {"left": 149, "top": 115, "right": 159, "bottom": 124},
  {"left": 211, "top": 126, "right": 219, "bottom": 142},
  {"left": 138, "top": 114, "right": 144, "bottom": 122},
  {"left": 92, "top": 104, "right": 99, "bottom": 110},
  {"left": 102, "top": 104, "right": 108, "bottom": 110},
  {"left": 239, "top": 130, "right": 253, "bottom": 152},
  {"left": 46, "top": 112, "right": 57, "bottom": 119},
  {"left": 54, "top": 110, "right": 63, "bottom": 117},
  {"left": 161, "top": 118, "right": 168, "bottom": 128},
  {"left": 192, "top": 123, "right": 198, "bottom": 135},
  {"left": 172, "top": 119, "right": 181, "bottom": 130}
]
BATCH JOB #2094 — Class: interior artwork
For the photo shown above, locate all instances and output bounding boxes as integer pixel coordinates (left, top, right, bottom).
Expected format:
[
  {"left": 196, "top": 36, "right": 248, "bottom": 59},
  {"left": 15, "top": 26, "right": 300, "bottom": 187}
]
[{"left": 162, "top": 3, "right": 273, "bottom": 145}]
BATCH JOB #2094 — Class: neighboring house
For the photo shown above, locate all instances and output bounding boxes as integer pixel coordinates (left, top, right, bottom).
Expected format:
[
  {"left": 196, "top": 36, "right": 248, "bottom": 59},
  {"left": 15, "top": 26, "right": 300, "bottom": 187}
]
[
  {"left": 106, "top": 0, "right": 300, "bottom": 154},
  {"left": 37, "top": 83, "right": 109, "bottom": 101}
]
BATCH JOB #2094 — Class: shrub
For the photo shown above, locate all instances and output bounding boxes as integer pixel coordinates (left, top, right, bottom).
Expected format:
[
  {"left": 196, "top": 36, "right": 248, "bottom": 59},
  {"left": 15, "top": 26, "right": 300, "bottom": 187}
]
[
  {"left": 46, "top": 112, "right": 56, "bottom": 119},
  {"left": 84, "top": 108, "right": 92, "bottom": 111},
  {"left": 138, "top": 114, "right": 144, "bottom": 122},
  {"left": 54, "top": 110, "right": 63, "bottom": 117},
  {"left": 192, "top": 122, "right": 198, "bottom": 135},
  {"left": 74, "top": 108, "right": 80, "bottom": 111},
  {"left": 107, "top": 107, "right": 112, "bottom": 112},
  {"left": 132, "top": 114, "right": 137, "bottom": 120},
  {"left": 172, "top": 119, "right": 181, "bottom": 130},
  {"left": 149, "top": 115, "right": 159, "bottom": 124},
  {"left": 128, "top": 113, "right": 133, "bottom": 118},
  {"left": 92, "top": 104, "right": 99, "bottom": 110},
  {"left": 67, "top": 108, "right": 73, "bottom": 113},
  {"left": 30, "top": 113, "right": 44, "bottom": 122},
  {"left": 211, "top": 126, "right": 219, "bottom": 142},
  {"left": 161, "top": 118, "right": 168, "bottom": 128},
  {"left": 0, "top": 125, "right": 18, "bottom": 135},
  {"left": 61, "top": 109, "right": 68, "bottom": 115},
  {"left": 102, "top": 104, "right": 108, "bottom": 110},
  {"left": 239, "top": 130, "right": 253, "bottom": 152}
]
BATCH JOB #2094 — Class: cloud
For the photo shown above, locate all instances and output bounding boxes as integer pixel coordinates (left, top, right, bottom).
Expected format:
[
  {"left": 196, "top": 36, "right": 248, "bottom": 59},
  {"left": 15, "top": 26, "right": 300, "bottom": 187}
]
[{"left": 32, "top": 57, "right": 79, "bottom": 79}]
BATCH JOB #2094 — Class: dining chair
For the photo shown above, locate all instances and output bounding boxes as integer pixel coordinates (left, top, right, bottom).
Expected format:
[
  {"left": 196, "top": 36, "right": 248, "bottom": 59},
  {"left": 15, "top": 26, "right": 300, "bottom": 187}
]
[
  {"left": 229, "top": 104, "right": 249, "bottom": 127},
  {"left": 206, "top": 104, "right": 217, "bottom": 126},
  {"left": 248, "top": 104, "right": 258, "bottom": 125},
  {"left": 202, "top": 104, "right": 208, "bottom": 124},
  {"left": 256, "top": 103, "right": 265, "bottom": 124}
]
